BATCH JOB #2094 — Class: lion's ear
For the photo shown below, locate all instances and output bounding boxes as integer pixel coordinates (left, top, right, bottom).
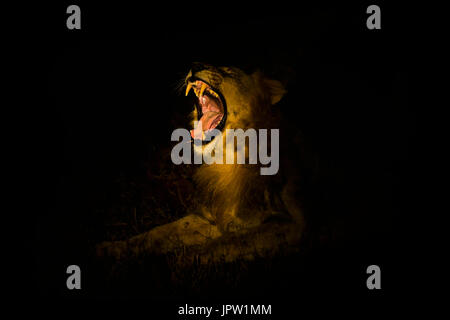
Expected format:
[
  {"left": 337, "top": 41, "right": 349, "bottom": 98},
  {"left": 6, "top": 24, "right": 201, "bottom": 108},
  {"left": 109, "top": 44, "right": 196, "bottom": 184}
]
[{"left": 263, "top": 78, "right": 287, "bottom": 105}]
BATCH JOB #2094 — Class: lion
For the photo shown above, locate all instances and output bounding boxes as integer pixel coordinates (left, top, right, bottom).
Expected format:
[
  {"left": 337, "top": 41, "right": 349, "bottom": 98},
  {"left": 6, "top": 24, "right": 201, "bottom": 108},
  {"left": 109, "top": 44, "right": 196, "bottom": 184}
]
[{"left": 96, "top": 63, "right": 305, "bottom": 264}]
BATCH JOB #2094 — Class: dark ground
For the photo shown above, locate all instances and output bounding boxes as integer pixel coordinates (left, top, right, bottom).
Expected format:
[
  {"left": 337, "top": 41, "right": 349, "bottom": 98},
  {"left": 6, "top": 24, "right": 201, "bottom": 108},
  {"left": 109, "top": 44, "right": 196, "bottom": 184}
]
[{"left": 11, "top": 0, "right": 417, "bottom": 314}]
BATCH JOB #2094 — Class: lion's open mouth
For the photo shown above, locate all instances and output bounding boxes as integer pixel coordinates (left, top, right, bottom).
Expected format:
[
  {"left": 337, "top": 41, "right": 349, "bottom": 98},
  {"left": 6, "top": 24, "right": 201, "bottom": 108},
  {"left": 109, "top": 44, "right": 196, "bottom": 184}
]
[{"left": 185, "top": 79, "right": 226, "bottom": 141}]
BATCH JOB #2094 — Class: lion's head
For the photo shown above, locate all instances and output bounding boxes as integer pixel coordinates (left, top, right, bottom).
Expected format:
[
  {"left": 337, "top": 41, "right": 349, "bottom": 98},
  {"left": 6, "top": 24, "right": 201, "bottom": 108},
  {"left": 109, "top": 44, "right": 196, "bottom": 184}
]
[{"left": 185, "top": 63, "right": 286, "bottom": 145}]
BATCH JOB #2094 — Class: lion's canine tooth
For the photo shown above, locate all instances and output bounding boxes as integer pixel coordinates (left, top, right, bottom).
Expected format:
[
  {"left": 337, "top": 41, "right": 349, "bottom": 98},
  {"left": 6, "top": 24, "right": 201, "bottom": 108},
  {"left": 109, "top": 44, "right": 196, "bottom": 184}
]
[
  {"left": 185, "top": 82, "right": 193, "bottom": 96},
  {"left": 199, "top": 83, "right": 207, "bottom": 98}
]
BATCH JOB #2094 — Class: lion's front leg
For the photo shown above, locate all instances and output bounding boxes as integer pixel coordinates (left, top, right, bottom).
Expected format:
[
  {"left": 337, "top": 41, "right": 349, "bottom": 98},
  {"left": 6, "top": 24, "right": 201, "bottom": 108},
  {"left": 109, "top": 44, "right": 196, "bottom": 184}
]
[{"left": 96, "top": 214, "right": 222, "bottom": 260}]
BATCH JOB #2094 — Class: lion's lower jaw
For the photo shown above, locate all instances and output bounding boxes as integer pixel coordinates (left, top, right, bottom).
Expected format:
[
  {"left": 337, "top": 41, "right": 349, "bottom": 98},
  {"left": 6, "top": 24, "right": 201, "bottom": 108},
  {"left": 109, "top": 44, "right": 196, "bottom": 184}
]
[{"left": 192, "top": 136, "right": 219, "bottom": 158}]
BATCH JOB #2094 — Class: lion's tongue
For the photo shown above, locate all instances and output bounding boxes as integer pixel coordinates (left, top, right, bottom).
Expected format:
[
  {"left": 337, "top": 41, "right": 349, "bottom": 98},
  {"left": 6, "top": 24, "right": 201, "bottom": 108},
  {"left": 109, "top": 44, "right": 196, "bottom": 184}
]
[
  {"left": 190, "top": 111, "right": 222, "bottom": 139},
  {"left": 201, "top": 111, "right": 222, "bottom": 130},
  {"left": 190, "top": 95, "right": 223, "bottom": 139}
]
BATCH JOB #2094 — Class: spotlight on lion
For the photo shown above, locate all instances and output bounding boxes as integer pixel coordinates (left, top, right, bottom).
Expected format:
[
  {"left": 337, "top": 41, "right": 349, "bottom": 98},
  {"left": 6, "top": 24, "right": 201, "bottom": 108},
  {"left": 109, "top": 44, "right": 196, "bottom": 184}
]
[{"left": 96, "top": 64, "right": 305, "bottom": 266}]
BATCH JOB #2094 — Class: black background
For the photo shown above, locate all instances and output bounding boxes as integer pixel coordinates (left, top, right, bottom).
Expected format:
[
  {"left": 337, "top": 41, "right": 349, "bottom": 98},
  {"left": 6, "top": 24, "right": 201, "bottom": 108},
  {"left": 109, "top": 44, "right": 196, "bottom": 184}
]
[{"left": 13, "top": 0, "right": 415, "bottom": 314}]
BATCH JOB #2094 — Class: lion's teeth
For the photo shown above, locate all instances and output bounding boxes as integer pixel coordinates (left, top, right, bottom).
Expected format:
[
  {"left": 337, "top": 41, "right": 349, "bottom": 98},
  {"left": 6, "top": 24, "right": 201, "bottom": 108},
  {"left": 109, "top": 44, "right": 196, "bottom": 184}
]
[
  {"left": 188, "top": 81, "right": 219, "bottom": 99},
  {"left": 185, "top": 82, "right": 193, "bottom": 96},
  {"left": 207, "top": 88, "right": 219, "bottom": 98},
  {"left": 199, "top": 83, "right": 207, "bottom": 98}
]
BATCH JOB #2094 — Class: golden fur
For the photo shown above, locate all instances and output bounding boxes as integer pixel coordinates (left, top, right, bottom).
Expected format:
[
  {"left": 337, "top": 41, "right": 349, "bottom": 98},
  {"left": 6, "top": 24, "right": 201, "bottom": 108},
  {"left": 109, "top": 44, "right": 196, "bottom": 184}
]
[
  {"left": 96, "top": 64, "right": 304, "bottom": 263},
  {"left": 187, "top": 65, "right": 289, "bottom": 231}
]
